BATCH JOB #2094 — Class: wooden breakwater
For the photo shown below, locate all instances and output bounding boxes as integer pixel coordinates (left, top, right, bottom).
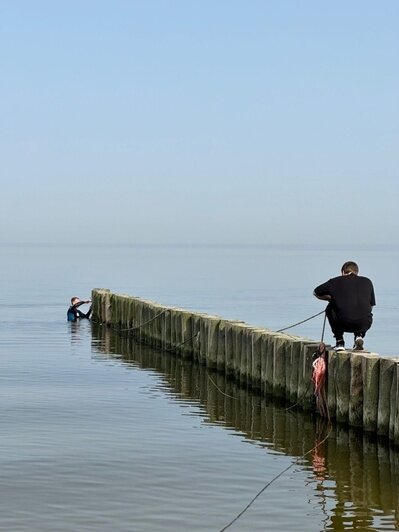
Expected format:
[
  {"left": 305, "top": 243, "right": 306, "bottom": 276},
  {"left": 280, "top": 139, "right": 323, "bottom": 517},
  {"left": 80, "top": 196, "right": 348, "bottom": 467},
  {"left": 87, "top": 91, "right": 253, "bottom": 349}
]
[{"left": 92, "top": 288, "right": 399, "bottom": 445}]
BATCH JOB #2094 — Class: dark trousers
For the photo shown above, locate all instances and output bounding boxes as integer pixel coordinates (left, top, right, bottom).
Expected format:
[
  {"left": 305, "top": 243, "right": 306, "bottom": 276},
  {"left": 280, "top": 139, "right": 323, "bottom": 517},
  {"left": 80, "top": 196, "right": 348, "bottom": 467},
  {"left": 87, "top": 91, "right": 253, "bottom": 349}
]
[{"left": 326, "top": 304, "right": 372, "bottom": 343}]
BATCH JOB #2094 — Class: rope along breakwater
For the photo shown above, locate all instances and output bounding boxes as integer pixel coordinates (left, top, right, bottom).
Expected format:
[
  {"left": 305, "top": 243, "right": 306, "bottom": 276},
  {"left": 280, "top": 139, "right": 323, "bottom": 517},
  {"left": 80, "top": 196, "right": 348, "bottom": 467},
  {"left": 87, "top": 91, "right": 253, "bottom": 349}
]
[
  {"left": 93, "top": 290, "right": 324, "bottom": 408},
  {"left": 92, "top": 289, "right": 399, "bottom": 529},
  {"left": 93, "top": 289, "right": 326, "bottom": 403},
  {"left": 92, "top": 289, "right": 399, "bottom": 449}
]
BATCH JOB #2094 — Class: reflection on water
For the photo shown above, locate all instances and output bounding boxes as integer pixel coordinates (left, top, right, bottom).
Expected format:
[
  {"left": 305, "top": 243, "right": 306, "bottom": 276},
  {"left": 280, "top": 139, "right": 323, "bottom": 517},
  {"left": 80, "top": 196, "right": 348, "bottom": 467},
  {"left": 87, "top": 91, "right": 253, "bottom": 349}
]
[
  {"left": 3, "top": 244, "right": 399, "bottom": 531},
  {"left": 92, "top": 324, "right": 399, "bottom": 531}
]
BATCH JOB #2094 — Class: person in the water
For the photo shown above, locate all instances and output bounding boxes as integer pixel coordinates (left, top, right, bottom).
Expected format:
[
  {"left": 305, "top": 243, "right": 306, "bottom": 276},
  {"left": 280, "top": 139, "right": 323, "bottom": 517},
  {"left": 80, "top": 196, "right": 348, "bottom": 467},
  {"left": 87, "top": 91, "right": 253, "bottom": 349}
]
[{"left": 67, "top": 297, "right": 92, "bottom": 322}]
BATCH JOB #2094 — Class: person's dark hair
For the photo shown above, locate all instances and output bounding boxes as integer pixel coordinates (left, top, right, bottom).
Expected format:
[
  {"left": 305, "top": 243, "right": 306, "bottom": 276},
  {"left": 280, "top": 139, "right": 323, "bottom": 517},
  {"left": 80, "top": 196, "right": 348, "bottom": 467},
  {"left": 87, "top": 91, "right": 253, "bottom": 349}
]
[{"left": 341, "top": 261, "right": 359, "bottom": 275}]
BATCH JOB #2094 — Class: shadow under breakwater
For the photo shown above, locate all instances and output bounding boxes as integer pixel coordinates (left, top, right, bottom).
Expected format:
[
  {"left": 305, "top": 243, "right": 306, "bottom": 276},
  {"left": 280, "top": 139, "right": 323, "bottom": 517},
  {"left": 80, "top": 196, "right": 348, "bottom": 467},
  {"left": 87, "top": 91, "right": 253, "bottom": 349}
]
[{"left": 91, "top": 324, "right": 399, "bottom": 531}]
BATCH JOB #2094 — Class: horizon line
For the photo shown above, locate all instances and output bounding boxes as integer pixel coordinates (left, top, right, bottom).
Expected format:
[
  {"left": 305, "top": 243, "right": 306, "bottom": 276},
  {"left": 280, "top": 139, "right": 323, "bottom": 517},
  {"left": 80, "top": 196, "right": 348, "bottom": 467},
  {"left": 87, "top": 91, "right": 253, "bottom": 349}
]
[{"left": 0, "top": 241, "right": 396, "bottom": 252}]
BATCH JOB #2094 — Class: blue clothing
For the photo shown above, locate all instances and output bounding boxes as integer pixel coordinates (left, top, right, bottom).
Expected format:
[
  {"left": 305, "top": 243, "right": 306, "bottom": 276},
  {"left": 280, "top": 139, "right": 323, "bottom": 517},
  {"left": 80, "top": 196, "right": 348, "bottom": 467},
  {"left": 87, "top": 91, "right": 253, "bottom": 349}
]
[{"left": 67, "top": 301, "right": 92, "bottom": 322}]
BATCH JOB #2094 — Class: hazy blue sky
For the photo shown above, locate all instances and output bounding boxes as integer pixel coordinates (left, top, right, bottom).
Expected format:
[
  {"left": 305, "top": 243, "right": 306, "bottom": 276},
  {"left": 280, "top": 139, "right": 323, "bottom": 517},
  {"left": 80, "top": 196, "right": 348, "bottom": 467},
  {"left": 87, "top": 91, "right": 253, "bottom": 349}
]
[{"left": 1, "top": 1, "right": 398, "bottom": 246}]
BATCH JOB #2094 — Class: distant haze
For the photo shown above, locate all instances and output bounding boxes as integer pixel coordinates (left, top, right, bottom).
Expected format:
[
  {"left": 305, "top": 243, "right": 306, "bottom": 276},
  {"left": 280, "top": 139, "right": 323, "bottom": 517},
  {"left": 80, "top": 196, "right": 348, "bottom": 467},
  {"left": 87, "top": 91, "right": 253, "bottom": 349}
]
[{"left": 1, "top": 1, "right": 398, "bottom": 247}]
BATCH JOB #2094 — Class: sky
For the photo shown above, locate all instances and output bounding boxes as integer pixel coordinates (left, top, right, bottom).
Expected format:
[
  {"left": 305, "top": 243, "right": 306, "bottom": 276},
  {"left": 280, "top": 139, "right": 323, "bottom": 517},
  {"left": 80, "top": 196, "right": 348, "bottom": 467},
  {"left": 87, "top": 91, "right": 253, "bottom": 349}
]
[{"left": 1, "top": 1, "right": 398, "bottom": 247}]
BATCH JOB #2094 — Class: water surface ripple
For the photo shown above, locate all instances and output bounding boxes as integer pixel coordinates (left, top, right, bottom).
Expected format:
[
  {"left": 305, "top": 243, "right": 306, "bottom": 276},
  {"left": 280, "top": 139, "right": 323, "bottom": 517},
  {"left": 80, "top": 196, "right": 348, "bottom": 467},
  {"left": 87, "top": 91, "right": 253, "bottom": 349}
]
[{"left": 1, "top": 244, "right": 399, "bottom": 531}]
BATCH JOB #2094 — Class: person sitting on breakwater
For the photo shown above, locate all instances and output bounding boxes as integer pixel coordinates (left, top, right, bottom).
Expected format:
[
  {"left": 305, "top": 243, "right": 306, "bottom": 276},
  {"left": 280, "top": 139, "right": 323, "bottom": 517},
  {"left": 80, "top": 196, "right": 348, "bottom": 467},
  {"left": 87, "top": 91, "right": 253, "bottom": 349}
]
[
  {"left": 67, "top": 297, "right": 92, "bottom": 322},
  {"left": 313, "top": 261, "right": 376, "bottom": 352}
]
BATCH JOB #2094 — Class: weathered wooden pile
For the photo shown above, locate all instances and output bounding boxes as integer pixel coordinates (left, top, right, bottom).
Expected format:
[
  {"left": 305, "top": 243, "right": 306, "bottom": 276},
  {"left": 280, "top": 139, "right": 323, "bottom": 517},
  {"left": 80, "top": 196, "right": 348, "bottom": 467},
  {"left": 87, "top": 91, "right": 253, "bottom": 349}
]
[{"left": 92, "top": 289, "right": 399, "bottom": 444}]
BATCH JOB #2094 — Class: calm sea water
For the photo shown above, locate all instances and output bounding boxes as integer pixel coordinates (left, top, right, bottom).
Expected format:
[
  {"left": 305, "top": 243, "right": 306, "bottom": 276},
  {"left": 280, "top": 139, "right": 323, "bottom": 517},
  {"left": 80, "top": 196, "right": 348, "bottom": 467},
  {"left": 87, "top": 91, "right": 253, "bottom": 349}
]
[{"left": 1, "top": 244, "right": 399, "bottom": 531}]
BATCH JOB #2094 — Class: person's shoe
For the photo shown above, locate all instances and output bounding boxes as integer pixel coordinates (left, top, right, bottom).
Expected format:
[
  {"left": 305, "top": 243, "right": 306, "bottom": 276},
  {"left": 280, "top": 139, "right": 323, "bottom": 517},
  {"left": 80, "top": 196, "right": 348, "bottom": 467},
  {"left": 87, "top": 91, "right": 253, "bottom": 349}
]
[
  {"left": 353, "top": 336, "right": 364, "bottom": 351},
  {"left": 334, "top": 343, "right": 346, "bottom": 352}
]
